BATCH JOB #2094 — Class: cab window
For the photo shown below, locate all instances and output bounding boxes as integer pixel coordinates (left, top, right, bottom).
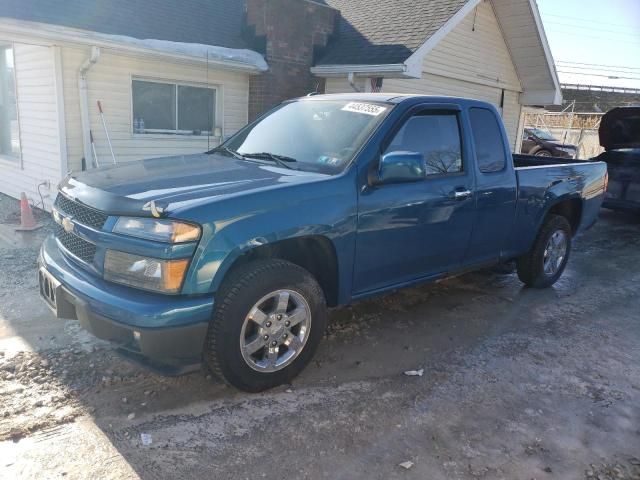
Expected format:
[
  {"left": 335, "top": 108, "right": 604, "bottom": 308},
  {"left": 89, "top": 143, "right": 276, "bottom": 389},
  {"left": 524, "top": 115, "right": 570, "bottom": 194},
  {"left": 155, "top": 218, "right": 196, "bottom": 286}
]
[
  {"left": 469, "top": 107, "right": 507, "bottom": 173},
  {"left": 385, "top": 112, "right": 463, "bottom": 176}
]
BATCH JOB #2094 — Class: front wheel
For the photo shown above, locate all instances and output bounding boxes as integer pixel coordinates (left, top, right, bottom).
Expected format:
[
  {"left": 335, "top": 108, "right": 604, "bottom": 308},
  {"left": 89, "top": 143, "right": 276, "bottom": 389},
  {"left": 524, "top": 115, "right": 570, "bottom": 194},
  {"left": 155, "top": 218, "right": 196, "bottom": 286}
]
[
  {"left": 204, "top": 259, "right": 327, "bottom": 392},
  {"left": 516, "top": 215, "right": 572, "bottom": 288}
]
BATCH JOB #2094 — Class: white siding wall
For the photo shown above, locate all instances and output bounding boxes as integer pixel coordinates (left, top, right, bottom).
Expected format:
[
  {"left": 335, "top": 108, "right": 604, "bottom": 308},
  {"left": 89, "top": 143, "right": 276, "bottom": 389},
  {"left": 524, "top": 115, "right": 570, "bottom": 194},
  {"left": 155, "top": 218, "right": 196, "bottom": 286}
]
[
  {"left": 421, "top": 1, "right": 521, "bottom": 92},
  {"left": 0, "top": 43, "right": 62, "bottom": 209},
  {"left": 61, "top": 46, "right": 251, "bottom": 172},
  {"left": 383, "top": 1, "right": 524, "bottom": 148},
  {"left": 324, "top": 77, "right": 365, "bottom": 94}
]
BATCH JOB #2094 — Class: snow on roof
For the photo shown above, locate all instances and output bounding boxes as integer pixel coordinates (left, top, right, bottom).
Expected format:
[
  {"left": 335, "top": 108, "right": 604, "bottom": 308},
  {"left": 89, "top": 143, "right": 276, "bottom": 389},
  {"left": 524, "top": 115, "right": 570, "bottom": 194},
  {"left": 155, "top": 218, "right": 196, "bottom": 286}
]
[
  {"left": 95, "top": 33, "right": 269, "bottom": 72},
  {"left": 0, "top": 17, "right": 268, "bottom": 72}
]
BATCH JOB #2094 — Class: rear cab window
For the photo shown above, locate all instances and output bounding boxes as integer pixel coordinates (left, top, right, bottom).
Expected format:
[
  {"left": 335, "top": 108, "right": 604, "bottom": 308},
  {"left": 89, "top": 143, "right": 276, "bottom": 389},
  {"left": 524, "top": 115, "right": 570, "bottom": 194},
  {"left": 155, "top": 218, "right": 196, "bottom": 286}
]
[{"left": 469, "top": 107, "right": 507, "bottom": 173}]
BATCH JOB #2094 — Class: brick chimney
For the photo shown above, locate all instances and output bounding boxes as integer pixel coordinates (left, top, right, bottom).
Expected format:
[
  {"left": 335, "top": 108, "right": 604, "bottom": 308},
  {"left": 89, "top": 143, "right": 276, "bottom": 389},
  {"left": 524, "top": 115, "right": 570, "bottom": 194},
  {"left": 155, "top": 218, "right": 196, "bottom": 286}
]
[{"left": 244, "top": 0, "right": 338, "bottom": 120}]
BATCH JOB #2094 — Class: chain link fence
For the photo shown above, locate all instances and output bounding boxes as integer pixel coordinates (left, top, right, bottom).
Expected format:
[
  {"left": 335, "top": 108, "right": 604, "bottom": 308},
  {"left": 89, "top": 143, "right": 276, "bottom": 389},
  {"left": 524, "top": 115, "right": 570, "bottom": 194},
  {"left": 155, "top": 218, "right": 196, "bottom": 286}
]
[{"left": 523, "top": 112, "right": 605, "bottom": 159}]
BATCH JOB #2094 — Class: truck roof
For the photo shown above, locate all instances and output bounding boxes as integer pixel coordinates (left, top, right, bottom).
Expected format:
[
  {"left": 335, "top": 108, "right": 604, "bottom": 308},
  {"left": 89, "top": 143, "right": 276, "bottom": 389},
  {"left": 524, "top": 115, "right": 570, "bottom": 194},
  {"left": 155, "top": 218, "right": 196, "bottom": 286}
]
[{"left": 296, "top": 92, "right": 494, "bottom": 107}]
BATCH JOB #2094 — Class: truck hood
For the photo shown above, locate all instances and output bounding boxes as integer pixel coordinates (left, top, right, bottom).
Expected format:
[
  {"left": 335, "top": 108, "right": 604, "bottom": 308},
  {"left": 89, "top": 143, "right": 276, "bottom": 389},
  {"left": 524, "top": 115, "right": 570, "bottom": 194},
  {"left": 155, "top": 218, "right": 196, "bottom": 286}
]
[
  {"left": 60, "top": 153, "right": 326, "bottom": 216},
  {"left": 599, "top": 107, "right": 640, "bottom": 151}
]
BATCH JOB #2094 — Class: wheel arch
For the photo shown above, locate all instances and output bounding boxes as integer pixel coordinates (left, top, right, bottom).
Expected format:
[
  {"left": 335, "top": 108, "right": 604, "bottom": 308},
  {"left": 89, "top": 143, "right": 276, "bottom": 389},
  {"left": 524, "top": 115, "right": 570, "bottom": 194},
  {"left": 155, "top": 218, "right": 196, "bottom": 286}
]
[
  {"left": 216, "top": 235, "right": 340, "bottom": 307},
  {"left": 543, "top": 196, "right": 584, "bottom": 236},
  {"left": 533, "top": 147, "right": 553, "bottom": 156}
]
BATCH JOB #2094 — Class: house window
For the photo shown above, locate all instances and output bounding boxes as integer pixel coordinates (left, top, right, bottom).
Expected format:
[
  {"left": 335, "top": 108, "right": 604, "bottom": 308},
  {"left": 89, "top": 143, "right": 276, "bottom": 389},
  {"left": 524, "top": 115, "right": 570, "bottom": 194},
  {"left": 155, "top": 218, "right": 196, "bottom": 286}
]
[
  {"left": 132, "top": 79, "right": 216, "bottom": 135},
  {"left": 0, "top": 45, "right": 20, "bottom": 159}
]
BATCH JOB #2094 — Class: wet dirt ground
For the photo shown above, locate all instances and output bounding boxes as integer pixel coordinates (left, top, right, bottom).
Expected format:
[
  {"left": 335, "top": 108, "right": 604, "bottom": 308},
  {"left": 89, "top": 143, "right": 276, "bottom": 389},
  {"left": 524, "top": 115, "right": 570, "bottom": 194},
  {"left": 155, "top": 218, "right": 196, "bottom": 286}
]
[{"left": 0, "top": 194, "right": 639, "bottom": 479}]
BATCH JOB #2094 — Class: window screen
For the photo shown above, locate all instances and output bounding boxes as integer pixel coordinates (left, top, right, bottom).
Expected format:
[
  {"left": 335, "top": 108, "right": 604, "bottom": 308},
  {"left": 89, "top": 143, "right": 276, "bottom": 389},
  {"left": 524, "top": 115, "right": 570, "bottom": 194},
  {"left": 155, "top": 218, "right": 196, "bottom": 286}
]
[
  {"left": 178, "top": 85, "right": 215, "bottom": 133},
  {"left": 385, "top": 112, "right": 462, "bottom": 176},
  {"left": 132, "top": 80, "right": 215, "bottom": 135},
  {"left": 132, "top": 80, "right": 176, "bottom": 131},
  {"left": 0, "top": 46, "right": 20, "bottom": 158},
  {"left": 469, "top": 108, "right": 506, "bottom": 173}
]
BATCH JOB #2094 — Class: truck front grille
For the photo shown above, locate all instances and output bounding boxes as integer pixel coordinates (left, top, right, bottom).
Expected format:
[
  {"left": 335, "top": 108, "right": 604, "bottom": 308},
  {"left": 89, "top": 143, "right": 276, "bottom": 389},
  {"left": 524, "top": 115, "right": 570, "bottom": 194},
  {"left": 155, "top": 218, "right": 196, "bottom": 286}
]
[
  {"left": 54, "top": 194, "right": 108, "bottom": 230},
  {"left": 54, "top": 224, "right": 97, "bottom": 264}
]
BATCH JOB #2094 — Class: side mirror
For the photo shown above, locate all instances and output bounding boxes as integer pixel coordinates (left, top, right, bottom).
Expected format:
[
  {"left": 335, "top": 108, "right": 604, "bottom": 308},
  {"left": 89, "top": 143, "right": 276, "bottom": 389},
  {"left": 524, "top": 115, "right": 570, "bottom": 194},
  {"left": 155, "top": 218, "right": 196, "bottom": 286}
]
[{"left": 376, "top": 151, "right": 426, "bottom": 185}]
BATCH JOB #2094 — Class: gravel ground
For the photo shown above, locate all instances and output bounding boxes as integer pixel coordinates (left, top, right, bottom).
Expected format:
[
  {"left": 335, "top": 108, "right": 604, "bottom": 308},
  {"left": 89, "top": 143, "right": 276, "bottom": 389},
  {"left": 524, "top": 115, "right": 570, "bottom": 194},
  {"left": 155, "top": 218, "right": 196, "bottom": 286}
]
[{"left": 0, "top": 193, "right": 639, "bottom": 479}]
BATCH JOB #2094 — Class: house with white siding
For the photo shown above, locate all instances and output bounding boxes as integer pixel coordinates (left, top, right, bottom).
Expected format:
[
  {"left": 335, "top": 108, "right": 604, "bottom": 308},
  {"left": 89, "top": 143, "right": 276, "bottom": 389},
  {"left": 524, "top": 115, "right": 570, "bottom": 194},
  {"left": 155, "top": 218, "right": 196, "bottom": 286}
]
[
  {"left": 313, "top": 0, "right": 562, "bottom": 151},
  {"left": 0, "top": 0, "right": 269, "bottom": 210},
  {"left": 0, "top": 0, "right": 560, "bottom": 211}
]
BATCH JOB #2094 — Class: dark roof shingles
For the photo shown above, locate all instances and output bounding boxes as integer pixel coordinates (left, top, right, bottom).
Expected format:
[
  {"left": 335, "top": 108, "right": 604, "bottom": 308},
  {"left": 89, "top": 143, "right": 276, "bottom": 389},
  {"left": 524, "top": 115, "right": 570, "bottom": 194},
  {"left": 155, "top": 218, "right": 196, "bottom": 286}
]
[
  {"left": 1, "top": 0, "right": 471, "bottom": 65},
  {"left": 0, "top": 0, "right": 248, "bottom": 50},
  {"left": 317, "top": 0, "right": 469, "bottom": 65}
]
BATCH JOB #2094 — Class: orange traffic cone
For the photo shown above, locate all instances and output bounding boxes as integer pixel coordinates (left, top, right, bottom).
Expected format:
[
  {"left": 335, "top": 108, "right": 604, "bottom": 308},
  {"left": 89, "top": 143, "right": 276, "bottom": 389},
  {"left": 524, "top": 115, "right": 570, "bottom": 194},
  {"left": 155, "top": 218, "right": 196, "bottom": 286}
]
[{"left": 15, "top": 192, "right": 42, "bottom": 231}]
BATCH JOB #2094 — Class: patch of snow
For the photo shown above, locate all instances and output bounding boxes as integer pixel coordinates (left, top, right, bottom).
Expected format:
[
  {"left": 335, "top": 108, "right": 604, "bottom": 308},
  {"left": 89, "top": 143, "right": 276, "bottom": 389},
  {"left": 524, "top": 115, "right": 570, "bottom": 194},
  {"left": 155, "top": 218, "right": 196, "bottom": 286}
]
[
  {"left": 0, "top": 18, "right": 268, "bottom": 71},
  {"left": 99, "top": 35, "right": 268, "bottom": 71}
]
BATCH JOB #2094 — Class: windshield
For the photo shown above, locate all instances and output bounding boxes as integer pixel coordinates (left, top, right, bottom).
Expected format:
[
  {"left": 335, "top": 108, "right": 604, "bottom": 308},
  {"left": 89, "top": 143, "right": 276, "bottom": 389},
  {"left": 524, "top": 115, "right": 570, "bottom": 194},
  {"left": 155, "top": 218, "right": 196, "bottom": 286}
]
[
  {"left": 528, "top": 128, "right": 557, "bottom": 141},
  {"left": 221, "top": 99, "right": 392, "bottom": 174}
]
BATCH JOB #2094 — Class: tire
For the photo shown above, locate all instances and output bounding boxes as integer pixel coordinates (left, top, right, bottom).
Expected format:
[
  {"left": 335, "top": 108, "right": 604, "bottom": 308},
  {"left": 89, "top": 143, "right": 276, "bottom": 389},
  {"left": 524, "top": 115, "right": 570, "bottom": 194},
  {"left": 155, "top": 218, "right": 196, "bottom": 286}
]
[
  {"left": 534, "top": 149, "right": 553, "bottom": 157},
  {"left": 516, "top": 214, "right": 572, "bottom": 288},
  {"left": 204, "top": 259, "right": 327, "bottom": 392}
]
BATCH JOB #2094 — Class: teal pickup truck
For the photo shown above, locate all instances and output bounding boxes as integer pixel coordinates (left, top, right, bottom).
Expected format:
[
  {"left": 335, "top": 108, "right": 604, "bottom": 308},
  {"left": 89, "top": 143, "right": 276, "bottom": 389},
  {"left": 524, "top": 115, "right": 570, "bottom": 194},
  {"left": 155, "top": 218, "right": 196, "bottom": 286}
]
[{"left": 39, "top": 94, "right": 607, "bottom": 391}]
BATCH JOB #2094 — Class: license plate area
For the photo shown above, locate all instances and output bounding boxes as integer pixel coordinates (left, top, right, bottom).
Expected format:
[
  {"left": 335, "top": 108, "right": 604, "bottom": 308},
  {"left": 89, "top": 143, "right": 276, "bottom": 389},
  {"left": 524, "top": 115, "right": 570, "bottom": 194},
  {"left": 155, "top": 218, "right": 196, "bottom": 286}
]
[{"left": 39, "top": 267, "right": 60, "bottom": 310}]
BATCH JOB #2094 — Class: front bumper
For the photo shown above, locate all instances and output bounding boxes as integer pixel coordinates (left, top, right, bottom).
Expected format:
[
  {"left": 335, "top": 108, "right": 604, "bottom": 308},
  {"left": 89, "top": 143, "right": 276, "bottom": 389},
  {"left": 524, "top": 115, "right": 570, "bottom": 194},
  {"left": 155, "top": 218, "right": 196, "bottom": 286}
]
[{"left": 39, "top": 234, "right": 213, "bottom": 367}]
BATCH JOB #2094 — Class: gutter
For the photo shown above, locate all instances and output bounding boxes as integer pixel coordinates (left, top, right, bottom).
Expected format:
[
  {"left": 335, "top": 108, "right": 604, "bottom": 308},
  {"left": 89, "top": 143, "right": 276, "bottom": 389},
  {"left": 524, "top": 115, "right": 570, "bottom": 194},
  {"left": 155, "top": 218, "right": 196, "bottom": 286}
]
[
  {"left": 311, "top": 63, "right": 409, "bottom": 78},
  {"left": 78, "top": 46, "right": 100, "bottom": 169}
]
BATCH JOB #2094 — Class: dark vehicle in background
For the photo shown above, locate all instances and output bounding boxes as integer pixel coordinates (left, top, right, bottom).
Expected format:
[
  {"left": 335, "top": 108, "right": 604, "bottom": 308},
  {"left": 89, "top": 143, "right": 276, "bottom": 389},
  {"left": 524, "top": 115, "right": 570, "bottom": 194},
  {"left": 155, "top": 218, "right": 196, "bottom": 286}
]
[
  {"left": 598, "top": 107, "right": 640, "bottom": 214},
  {"left": 521, "top": 127, "right": 578, "bottom": 159}
]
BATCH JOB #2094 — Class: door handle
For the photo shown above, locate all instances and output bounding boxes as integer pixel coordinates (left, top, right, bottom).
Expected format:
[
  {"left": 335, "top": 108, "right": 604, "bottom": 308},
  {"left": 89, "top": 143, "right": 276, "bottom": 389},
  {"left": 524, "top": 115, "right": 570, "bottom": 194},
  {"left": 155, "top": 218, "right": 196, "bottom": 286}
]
[{"left": 451, "top": 189, "right": 472, "bottom": 200}]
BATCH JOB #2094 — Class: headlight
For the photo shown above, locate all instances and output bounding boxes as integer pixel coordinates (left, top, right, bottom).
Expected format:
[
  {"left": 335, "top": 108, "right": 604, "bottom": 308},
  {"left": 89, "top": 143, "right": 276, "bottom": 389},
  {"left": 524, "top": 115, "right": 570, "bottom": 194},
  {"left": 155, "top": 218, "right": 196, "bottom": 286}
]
[
  {"left": 113, "top": 217, "right": 201, "bottom": 243},
  {"left": 52, "top": 207, "right": 61, "bottom": 223},
  {"left": 104, "top": 250, "right": 189, "bottom": 294}
]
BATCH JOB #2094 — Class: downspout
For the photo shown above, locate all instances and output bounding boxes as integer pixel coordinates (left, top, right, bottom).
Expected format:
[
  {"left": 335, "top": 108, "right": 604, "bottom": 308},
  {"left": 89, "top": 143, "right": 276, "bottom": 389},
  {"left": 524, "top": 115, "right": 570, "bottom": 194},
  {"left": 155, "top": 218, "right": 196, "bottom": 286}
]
[
  {"left": 78, "top": 46, "right": 100, "bottom": 169},
  {"left": 347, "top": 72, "right": 360, "bottom": 92}
]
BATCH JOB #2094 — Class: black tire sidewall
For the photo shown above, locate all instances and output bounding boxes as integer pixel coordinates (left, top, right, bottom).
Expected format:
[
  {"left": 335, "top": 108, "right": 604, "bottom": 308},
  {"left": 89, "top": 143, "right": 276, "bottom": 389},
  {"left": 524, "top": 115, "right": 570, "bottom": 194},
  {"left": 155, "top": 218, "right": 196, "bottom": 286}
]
[
  {"left": 535, "top": 149, "right": 552, "bottom": 157},
  {"left": 518, "top": 215, "right": 572, "bottom": 288},
  {"left": 206, "top": 260, "right": 327, "bottom": 392}
]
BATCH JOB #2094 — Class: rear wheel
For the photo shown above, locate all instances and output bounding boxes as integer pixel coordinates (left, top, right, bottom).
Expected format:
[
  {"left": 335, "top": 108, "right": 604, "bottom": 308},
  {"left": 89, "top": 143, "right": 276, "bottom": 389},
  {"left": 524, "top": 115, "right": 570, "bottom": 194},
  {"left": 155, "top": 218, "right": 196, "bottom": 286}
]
[
  {"left": 516, "top": 215, "right": 572, "bottom": 288},
  {"left": 204, "top": 259, "right": 327, "bottom": 392},
  {"left": 534, "top": 149, "right": 553, "bottom": 157}
]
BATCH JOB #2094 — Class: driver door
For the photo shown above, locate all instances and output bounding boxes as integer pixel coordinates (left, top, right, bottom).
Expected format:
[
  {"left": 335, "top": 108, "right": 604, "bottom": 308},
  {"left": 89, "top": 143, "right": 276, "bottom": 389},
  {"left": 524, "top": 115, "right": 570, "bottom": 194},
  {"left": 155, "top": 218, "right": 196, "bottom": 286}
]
[{"left": 353, "top": 107, "right": 476, "bottom": 295}]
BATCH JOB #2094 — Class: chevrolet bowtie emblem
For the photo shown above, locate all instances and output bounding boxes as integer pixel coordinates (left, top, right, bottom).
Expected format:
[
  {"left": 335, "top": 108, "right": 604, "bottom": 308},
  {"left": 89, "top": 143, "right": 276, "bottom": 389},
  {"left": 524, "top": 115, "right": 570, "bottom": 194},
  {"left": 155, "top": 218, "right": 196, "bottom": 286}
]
[
  {"left": 143, "top": 200, "right": 165, "bottom": 218},
  {"left": 61, "top": 216, "right": 74, "bottom": 233}
]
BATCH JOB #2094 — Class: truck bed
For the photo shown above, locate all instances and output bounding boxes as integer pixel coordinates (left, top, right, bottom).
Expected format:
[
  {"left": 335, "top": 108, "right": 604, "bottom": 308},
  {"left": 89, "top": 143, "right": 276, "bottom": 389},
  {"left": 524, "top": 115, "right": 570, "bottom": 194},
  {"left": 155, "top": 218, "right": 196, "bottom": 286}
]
[
  {"left": 512, "top": 153, "right": 593, "bottom": 168},
  {"left": 509, "top": 156, "right": 608, "bottom": 257}
]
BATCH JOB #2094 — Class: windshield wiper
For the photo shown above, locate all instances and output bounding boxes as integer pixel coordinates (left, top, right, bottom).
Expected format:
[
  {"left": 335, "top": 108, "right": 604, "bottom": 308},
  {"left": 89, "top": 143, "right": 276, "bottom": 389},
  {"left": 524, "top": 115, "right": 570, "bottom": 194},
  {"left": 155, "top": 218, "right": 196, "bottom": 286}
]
[
  {"left": 242, "top": 152, "right": 298, "bottom": 170},
  {"left": 208, "top": 146, "right": 245, "bottom": 160}
]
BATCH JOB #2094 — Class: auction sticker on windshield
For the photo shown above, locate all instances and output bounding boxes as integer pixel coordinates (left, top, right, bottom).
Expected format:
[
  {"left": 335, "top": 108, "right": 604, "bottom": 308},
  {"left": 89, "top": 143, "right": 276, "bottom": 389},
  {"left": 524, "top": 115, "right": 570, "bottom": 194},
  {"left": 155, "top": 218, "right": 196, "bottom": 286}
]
[{"left": 341, "top": 102, "right": 387, "bottom": 116}]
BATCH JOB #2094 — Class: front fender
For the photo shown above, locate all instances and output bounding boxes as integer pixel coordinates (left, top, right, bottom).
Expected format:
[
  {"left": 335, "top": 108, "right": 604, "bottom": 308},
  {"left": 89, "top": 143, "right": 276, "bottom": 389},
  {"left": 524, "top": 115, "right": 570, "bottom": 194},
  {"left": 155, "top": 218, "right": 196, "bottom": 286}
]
[{"left": 179, "top": 173, "right": 358, "bottom": 298}]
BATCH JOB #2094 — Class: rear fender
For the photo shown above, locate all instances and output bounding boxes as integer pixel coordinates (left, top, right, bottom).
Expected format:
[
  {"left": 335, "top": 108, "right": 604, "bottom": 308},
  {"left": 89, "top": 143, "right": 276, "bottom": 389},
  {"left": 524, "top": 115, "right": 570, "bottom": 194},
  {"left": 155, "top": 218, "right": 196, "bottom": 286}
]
[{"left": 537, "top": 194, "right": 583, "bottom": 236}]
